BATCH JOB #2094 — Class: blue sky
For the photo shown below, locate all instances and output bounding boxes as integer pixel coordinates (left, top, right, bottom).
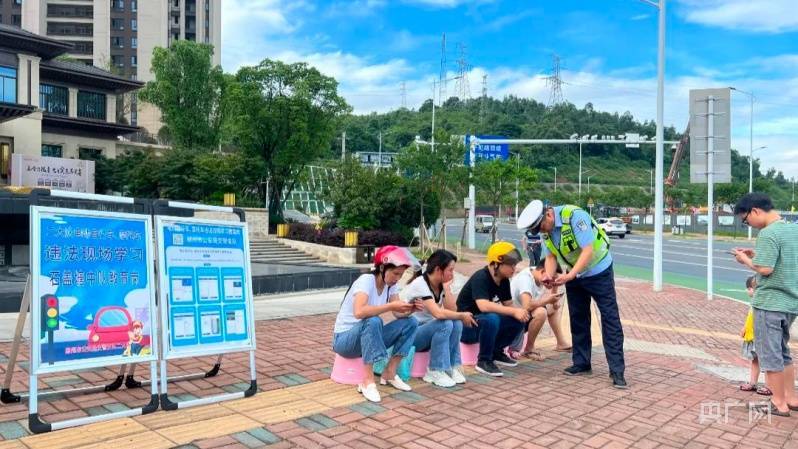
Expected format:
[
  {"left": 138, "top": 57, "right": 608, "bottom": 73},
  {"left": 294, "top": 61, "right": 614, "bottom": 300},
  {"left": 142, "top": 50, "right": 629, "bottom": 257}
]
[{"left": 222, "top": 0, "right": 798, "bottom": 177}]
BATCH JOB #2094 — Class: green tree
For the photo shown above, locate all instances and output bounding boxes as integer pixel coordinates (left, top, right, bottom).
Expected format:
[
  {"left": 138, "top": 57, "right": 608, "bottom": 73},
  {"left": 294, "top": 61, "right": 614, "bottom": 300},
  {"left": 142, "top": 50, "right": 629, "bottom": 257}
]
[
  {"left": 224, "top": 59, "right": 350, "bottom": 223},
  {"left": 396, "top": 133, "right": 468, "bottom": 226},
  {"left": 139, "top": 40, "right": 225, "bottom": 150},
  {"left": 473, "top": 158, "right": 538, "bottom": 219}
]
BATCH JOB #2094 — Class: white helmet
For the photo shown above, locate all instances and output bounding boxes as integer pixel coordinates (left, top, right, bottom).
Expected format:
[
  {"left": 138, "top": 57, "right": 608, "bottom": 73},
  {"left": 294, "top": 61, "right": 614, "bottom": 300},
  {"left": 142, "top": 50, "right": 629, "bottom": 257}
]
[{"left": 517, "top": 200, "right": 545, "bottom": 232}]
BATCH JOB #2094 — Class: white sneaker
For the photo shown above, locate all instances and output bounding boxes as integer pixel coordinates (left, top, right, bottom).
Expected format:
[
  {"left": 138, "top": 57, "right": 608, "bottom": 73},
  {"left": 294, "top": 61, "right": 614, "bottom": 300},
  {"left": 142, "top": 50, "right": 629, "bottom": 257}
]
[
  {"left": 448, "top": 366, "right": 467, "bottom": 384},
  {"left": 423, "top": 370, "right": 456, "bottom": 388},
  {"left": 357, "top": 383, "right": 381, "bottom": 402},
  {"left": 380, "top": 375, "right": 412, "bottom": 392}
]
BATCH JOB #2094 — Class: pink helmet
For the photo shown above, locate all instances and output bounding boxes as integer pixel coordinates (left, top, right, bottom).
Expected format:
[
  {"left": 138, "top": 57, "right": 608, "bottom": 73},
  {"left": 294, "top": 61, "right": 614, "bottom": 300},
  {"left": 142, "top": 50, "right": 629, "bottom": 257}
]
[{"left": 374, "top": 245, "right": 420, "bottom": 270}]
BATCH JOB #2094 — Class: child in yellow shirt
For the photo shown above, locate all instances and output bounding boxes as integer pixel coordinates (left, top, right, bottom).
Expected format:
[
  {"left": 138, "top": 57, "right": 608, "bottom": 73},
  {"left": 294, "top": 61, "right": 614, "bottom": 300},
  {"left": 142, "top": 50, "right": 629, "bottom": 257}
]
[{"left": 739, "top": 275, "right": 771, "bottom": 396}]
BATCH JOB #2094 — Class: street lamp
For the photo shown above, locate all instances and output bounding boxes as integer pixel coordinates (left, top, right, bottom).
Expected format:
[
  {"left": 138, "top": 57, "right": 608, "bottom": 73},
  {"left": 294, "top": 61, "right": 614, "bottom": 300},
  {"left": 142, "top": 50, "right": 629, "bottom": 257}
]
[
  {"left": 639, "top": 0, "right": 667, "bottom": 291},
  {"left": 587, "top": 175, "right": 593, "bottom": 194},
  {"left": 730, "top": 86, "right": 755, "bottom": 239}
]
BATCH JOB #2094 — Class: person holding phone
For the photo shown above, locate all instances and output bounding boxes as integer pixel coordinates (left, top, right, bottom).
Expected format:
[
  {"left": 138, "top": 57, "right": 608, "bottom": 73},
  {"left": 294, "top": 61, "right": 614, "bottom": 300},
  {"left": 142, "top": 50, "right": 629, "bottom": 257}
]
[
  {"left": 402, "top": 250, "right": 477, "bottom": 387},
  {"left": 458, "top": 242, "right": 530, "bottom": 377},
  {"left": 517, "top": 199, "right": 627, "bottom": 389},
  {"left": 332, "top": 246, "right": 421, "bottom": 403},
  {"left": 509, "top": 261, "right": 572, "bottom": 360}
]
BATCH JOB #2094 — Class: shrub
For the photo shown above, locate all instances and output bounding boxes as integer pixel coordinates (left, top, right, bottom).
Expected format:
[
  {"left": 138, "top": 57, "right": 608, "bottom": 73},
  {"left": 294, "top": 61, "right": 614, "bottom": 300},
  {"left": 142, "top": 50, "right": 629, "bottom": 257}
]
[{"left": 285, "top": 223, "right": 407, "bottom": 247}]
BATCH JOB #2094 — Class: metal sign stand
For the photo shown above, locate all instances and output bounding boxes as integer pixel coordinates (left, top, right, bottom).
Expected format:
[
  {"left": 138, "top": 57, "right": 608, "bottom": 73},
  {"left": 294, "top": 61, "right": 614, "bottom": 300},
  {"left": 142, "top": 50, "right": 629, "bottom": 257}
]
[
  {"left": 152, "top": 200, "right": 257, "bottom": 411},
  {"left": 22, "top": 190, "right": 159, "bottom": 433}
]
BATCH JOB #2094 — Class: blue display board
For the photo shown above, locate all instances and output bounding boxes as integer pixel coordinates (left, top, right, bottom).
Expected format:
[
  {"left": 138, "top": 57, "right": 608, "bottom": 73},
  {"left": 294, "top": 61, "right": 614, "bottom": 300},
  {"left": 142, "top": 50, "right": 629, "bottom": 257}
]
[
  {"left": 156, "top": 217, "right": 255, "bottom": 359},
  {"left": 30, "top": 207, "right": 158, "bottom": 374},
  {"left": 464, "top": 134, "right": 510, "bottom": 166}
]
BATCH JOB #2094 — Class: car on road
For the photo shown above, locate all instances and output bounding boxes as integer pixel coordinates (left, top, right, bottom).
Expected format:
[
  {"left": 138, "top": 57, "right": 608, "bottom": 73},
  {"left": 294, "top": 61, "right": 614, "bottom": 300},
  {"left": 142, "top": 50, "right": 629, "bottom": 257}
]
[
  {"left": 475, "top": 215, "right": 495, "bottom": 233},
  {"left": 597, "top": 217, "right": 627, "bottom": 239}
]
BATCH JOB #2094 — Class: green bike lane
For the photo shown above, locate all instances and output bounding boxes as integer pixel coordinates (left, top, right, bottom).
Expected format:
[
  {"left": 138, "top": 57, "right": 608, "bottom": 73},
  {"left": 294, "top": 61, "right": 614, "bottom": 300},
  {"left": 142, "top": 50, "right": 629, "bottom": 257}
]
[{"left": 613, "top": 263, "right": 750, "bottom": 304}]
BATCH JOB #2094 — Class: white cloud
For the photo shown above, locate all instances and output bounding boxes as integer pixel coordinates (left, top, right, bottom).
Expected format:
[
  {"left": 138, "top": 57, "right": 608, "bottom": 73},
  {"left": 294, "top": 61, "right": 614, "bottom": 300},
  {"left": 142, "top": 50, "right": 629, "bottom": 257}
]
[
  {"left": 678, "top": 0, "right": 798, "bottom": 33},
  {"left": 402, "top": 0, "right": 494, "bottom": 7}
]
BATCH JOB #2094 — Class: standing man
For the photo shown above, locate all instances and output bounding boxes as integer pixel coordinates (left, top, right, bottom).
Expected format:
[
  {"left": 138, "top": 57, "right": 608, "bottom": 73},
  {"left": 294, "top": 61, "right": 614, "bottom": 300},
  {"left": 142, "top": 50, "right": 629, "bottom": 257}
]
[
  {"left": 732, "top": 193, "right": 798, "bottom": 417},
  {"left": 522, "top": 228, "right": 543, "bottom": 267},
  {"left": 516, "top": 200, "right": 627, "bottom": 389}
]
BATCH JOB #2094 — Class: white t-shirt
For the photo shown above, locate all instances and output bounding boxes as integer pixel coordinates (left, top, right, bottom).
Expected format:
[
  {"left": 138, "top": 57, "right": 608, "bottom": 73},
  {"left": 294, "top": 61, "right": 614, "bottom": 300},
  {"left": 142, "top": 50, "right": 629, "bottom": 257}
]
[
  {"left": 333, "top": 274, "right": 392, "bottom": 333},
  {"left": 402, "top": 275, "right": 446, "bottom": 325},
  {"left": 510, "top": 269, "right": 544, "bottom": 308}
]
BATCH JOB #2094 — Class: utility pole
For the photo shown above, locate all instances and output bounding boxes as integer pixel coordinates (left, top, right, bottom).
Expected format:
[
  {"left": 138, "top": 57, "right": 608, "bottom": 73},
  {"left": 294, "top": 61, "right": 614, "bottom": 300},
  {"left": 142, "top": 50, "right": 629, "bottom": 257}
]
[
  {"left": 341, "top": 131, "right": 346, "bottom": 160},
  {"left": 545, "top": 54, "right": 564, "bottom": 107},
  {"left": 378, "top": 131, "right": 382, "bottom": 170},
  {"left": 431, "top": 81, "right": 436, "bottom": 152},
  {"left": 480, "top": 74, "right": 488, "bottom": 126},
  {"left": 400, "top": 82, "right": 407, "bottom": 109},
  {"left": 439, "top": 33, "right": 446, "bottom": 105},
  {"left": 515, "top": 153, "right": 520, "bottom": 223},
  {"left": 454, "top": 43, "right": 471, "bottom": 100},
  {"left": 554, "top": 167, "right": 557, "bottom": 192}
]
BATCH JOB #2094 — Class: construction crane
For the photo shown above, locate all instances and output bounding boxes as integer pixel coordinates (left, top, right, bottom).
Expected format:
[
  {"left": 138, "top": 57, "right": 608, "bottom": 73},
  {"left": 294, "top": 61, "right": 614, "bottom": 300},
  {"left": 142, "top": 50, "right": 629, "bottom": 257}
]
[{"left": 663, "top": 123, "right": 691, "bottom": 211}]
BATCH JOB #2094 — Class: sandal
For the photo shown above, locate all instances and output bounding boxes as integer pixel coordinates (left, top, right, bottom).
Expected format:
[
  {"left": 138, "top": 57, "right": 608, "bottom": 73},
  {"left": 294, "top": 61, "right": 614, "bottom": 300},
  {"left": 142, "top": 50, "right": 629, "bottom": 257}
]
[
  {"left": 555, "top": 346, "right": 573, "bottom": 353},
  {"left": 739, "top": 383, "right": 756, "bottom": 392},
  {"left": 756, "top": 386, "right": 773, "bottom": 396},
  {"left": 521, "top": 350, "right": 545, "bottom": 361},
  {"left": 756, "top": 400, "right": 790, "bottom": 417}
]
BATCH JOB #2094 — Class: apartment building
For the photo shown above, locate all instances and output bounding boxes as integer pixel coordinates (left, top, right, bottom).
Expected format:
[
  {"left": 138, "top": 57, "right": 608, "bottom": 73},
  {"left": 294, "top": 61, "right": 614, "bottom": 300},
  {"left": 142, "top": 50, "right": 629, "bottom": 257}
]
[{"left": 0, "top": 0, "right": 221, "bottom": 134}]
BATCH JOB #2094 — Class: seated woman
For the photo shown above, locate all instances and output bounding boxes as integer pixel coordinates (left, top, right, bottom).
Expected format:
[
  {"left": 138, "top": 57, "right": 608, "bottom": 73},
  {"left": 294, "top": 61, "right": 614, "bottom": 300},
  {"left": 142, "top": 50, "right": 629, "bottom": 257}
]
[
  {"left": 404, "top": 249, "right": 477, "bottom": 387},
  {"left": 332, "top": 245, "right": 420, "bottom": 403}
]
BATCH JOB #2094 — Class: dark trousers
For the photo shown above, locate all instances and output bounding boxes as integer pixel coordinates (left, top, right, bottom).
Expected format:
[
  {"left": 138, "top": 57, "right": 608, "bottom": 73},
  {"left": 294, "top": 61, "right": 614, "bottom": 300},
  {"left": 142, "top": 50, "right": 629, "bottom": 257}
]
[
  {"left": 527, "top": 244, "right": 542, "bottom": 266},
  {"left": 565, "top": 265, "right": 625, "bottom": 374},
  {"left": 460, "top": 312, "right": 525, "bottom": 362}
]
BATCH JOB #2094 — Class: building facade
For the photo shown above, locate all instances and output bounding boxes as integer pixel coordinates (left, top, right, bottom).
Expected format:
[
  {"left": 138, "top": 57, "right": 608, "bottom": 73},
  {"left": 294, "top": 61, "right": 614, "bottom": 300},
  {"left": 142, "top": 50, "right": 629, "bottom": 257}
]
[
  {"left": 1, "top": 0, "right": 221, "bottom": 133},
  {"left": 0, "top": 23, "right": 145, "bottom": 176}
]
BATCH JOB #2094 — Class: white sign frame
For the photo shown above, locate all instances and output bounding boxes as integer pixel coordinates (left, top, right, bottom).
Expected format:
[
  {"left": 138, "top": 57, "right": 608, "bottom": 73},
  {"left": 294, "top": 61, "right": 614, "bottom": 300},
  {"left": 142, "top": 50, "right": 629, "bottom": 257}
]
[
  {"left": 30, "top": 206, "right": 158, "bottom": 375},
  {"left": 155, "top": 216, "right": 257, "bottom": 361}
]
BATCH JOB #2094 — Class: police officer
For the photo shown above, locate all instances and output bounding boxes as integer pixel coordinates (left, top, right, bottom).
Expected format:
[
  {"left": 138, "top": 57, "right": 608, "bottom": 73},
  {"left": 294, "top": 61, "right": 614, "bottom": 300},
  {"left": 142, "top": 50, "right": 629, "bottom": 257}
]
[{"left": 517, "top": 200, "right": 627, "bottom": 389}]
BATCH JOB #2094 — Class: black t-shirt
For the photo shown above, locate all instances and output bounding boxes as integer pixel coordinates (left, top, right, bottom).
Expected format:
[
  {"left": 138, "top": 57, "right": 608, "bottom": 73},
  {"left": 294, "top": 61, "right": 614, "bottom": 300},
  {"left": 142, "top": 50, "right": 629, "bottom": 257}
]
[{"left": 456, "top": 267, "right": 512, "bottom": 316}]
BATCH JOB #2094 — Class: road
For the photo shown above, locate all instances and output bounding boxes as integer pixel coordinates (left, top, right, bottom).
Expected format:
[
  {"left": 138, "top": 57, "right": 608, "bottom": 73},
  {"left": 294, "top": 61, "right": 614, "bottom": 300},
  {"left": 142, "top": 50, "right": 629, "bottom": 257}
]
[{"left": 441, "top": 219, "right": 755, "bottom": 302}]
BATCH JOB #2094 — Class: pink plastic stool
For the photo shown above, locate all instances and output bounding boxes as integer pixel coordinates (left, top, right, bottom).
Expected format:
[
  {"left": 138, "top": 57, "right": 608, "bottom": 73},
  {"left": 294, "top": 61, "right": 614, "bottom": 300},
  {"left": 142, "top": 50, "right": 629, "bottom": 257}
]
[
  {"left": 410, "top": 351, "right": 430, "bottom": 378},
  {"left": 330, "top": 354, "right": 366, "bottom": 385},
  {"left": 460, "top": 342, "right": 479, "bottom": 366}
]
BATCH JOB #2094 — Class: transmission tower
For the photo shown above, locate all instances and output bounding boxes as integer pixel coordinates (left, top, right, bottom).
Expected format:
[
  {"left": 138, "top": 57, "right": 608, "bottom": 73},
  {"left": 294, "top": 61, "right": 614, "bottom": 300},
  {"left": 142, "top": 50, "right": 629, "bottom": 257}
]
[
  {"left": 400, "top": 82, "right": 407, "bottom": 109},
  {"left": 454, "top": 43, "right": 471, "bottom": 100},
  {"left": 545, "top": 54, "right": 564, "bottom": 107},
  {"left": 438, "top": 33, "right": 447, "bottom": 105},
  {"left": 479, "top": 74, "right": 488, "bottom": 125}
]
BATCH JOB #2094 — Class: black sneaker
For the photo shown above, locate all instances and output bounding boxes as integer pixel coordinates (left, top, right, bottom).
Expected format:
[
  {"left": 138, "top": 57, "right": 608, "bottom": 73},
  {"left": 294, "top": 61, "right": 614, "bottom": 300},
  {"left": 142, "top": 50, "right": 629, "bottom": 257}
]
[
  {"left": 563, "top": 365, "right": 592, "bottom": 376},
  {"left": 610, "top": 372, "right": 628, "bottom": 389},
  {"left": 493, "top": 352, "right": 519, "bottom": 367},
  {"left": 475, "top": 360, "right": 504, "bottom": 377}
]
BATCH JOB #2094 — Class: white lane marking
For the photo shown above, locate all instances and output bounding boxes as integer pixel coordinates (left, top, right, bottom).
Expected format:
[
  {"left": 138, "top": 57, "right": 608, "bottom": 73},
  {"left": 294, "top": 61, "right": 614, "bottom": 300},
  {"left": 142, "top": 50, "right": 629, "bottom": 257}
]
[{"left": 611, "top": 251, "right": 752, "bottom": 273}]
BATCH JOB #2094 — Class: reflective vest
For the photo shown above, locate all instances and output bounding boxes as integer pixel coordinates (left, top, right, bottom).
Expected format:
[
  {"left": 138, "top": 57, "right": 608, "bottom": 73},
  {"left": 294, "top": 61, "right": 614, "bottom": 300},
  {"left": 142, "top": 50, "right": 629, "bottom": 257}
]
[{"left": 543, "top": 205, "right": 610, "bottom": 271}]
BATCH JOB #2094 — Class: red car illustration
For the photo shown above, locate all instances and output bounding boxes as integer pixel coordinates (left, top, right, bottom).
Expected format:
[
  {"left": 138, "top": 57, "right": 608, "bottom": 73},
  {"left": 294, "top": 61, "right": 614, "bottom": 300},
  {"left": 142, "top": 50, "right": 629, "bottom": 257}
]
[{"left": 86, "top": 306, "right": 150, "bottom": 347}]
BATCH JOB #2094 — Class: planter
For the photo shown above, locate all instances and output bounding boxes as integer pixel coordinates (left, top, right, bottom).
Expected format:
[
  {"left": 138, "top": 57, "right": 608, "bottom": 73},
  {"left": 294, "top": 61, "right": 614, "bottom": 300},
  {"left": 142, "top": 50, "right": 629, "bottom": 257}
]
[
  {"left": 276, "top": 223, "right": 290, "bottom": 238},
  {"left": 344, "top": 230, "right": 359, "bottom": 247}
]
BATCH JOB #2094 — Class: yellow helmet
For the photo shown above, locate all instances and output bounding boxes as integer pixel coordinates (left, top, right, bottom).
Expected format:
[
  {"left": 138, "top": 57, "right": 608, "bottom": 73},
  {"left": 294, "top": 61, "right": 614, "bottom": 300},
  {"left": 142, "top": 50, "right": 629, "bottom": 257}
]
[{"left": 486, "top": 241, "right": 522, "bottom": 265}]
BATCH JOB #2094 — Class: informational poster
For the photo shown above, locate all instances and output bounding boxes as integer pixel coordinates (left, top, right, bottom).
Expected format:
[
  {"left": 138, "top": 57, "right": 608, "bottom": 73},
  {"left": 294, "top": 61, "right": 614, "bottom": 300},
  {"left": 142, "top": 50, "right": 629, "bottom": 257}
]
[
  {"left": 677, "top": 215, "right": 692, "bottom": 226},
  {"left": 30, "top": 207, "right": 157, "bottom": 374},
  {"left": 156, "top": 217, "right": 255, "bottom": 359},
  {"left": 718, "top": 216, "right": 734, "bottom": 226}
]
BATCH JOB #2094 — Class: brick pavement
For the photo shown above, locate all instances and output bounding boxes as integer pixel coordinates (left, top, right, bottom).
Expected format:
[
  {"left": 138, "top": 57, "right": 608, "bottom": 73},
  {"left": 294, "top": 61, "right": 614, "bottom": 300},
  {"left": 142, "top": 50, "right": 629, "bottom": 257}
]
[{"left": 0, "top": 261, "right": 796, "bottom": 448}]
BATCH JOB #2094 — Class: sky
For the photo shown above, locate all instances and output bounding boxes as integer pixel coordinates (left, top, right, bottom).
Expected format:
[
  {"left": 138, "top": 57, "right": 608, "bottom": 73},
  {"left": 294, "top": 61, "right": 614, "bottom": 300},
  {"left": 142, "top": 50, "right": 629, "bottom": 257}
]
[{"left": 221, "top": 0, "right": 798, "bottom": 179}]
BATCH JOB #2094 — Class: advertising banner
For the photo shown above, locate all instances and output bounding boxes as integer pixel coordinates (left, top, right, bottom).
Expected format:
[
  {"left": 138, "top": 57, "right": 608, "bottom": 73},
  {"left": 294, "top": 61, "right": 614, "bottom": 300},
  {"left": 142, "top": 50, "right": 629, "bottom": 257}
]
[
  {"left": 11, "top": 154, "right": 95, "bottom": 193},
  {"left": 156, "top": 217, "right": 255, "bottom": 359},
  {"left": 30, "top": 207, "right": 157, "bottom": 374}
]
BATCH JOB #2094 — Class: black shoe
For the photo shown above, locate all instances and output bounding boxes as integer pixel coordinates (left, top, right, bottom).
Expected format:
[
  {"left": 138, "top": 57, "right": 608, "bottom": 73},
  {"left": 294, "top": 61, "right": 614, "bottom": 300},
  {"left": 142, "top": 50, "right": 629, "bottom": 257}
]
[
  {"left": 475, "top": 360, "right": 504, "bottom": 377},
  {"left": 493, "top": 353, "right": 518, "bottom": 367},
  {"left": 563, "top": 365, "right": 592, "bottom": 376},
  {"left": 610, "top": 372, "right": 628, "bottom": 389}
]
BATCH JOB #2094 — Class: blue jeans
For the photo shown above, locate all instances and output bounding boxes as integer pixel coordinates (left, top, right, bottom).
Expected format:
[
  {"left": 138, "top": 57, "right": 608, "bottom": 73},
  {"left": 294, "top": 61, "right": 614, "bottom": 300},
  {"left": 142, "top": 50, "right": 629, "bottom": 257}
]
[
  {"left": 332, "top": 316, "right": 418, "bottom": 365},
  {"left": 565, "top": 265, "right": 625, "bottom": 374},
  {"left": 460, "top": 313, "right": 525, "bottom": 362},
  {"left": 413, "top": 319, "right": 463, "bottom": 371}
]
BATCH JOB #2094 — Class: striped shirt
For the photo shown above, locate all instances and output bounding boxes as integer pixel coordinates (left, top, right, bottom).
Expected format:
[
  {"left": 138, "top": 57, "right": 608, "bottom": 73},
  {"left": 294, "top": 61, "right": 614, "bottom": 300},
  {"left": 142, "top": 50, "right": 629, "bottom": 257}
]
[{"left": 752, "top": 221, "right": 798, "bottom": 314}]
